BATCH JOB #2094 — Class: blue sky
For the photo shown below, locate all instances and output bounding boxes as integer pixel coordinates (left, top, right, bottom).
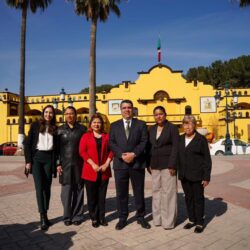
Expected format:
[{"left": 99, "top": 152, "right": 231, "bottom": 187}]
[{"left": 0, "top": 0, "right": 250, "bottom": 96}]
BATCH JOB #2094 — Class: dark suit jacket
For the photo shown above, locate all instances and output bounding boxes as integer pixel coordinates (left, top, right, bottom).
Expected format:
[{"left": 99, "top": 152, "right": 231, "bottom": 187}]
[
  {"left": 109, "top": 118, "right": 148, "bottom": 170},
  {"left": 178, "top": 132, "right": 212, "bottom": 182},
  {"left": 148, "top": 121, "right": 179, "bottom": 170},
  {"left": 24, "top": 121, "right": 57, "bottom": 176},
  {"left": 57, "top": 122, "right": 85, "bottom": 185}
]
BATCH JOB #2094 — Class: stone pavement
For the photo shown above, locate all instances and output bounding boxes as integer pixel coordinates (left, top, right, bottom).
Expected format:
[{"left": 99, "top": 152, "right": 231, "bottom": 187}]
[{"left": 0, "top": 156, "right": 250, "bottom": 250}]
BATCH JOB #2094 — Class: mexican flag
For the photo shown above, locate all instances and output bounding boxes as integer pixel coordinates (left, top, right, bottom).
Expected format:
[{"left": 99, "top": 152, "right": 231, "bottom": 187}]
[{"left": 157, "top": 38, "right": 161, "bottom": 63}]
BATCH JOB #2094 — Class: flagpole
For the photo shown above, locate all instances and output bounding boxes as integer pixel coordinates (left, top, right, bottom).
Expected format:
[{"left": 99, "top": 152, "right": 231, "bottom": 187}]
[{"left": 157, "top": 36, "right": 161, "bottom": 64}]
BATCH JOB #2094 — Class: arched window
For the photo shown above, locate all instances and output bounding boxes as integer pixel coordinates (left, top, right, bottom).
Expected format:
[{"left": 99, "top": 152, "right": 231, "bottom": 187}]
[
  {"left": 246, "top": 112, "right": 249, "bottom": 118},
  {"left": 133, "top": 107, "right": 139, "bottom": 117},
  {"left": 7, "top": 119, "right": 10, "bottom": 125},
  {"left": 154, "top": 91, "right": 169, "bottom": 101},
  {"left": 83, "top": 116, "right": 88, "bottom": 123},
  {"left": 244, "top": 91, "right": 248, "bottom": 95},
  {"left": 185, "top": 105, "right": 192, "bottom": 115},
  {"left": 29, "top": 118, "right": 32, "bottom": 123}
]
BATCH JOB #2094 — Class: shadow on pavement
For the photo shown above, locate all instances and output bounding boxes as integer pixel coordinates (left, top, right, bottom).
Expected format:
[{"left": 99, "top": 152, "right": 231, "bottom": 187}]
[
  {"left": 176, "top": 193, "right": 228, "bottom": 227},
  {"left": 0, "top": 222, "right": 76, "bottom": 249},
  {"left": 204, "top": 197, "right": 228, "bottom": 227},
  {"left": 84, "top": 193, "right": 227, "bottom": 228}
]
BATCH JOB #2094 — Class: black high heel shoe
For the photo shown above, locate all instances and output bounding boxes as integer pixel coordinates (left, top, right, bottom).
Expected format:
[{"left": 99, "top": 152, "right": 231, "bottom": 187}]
[
  {"left": 40, "top": 213, "right": 49, "bottom": 231},
  {"left": 92, "top": 220, "right": 100, "bottom": 228},
  {"left": 100, "top": 218, "right": 108, "bottom": 226},
  {"left": 44, "top": 213, "right": 52, "bottom": 227}
]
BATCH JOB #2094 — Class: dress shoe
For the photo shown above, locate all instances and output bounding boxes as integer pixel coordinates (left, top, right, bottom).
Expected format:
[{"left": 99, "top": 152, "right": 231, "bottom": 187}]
[
  {"left": 40, "top": 214, "right": 49, "bottom": 231},
  {"left": 73, "top": 221, "right": 82, "bottom": 226},
  {"left": 194, "top": 225, "right": 204, "bottom": 233},
  {"left": 137, "top": 219, "right": 151, "bottom": 229},
  {"left": 100, "top": 218, "right": 108, "bottom": 226},
  {"left": 92, "top": 220, "right": 100, "bottom": 228},
  {"left": 64, "top": 221, "right": 72, "bottom": 226},
  {"left": 183, "top": 222, "right": 196, "bottom": 229},
  {"left": 115, "top": 220, "right": 127, "bottom": 230}
]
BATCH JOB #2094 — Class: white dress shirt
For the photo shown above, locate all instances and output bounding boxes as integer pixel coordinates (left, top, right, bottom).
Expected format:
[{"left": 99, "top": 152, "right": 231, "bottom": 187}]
[
  {"left": 123, "top": 119, "right": 132, "bottom": 129},
  {"left": 36, "top": 127, "right": 53, "bottom": 151},
  {"left": 185, "top": 137, "right": 193, "bottom": 147}
]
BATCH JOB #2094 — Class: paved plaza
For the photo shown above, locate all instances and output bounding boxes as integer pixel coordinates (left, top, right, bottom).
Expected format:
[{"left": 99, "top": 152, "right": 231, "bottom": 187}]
[{"left": 0, "top": 155, "right": 250, "bottom": 250}]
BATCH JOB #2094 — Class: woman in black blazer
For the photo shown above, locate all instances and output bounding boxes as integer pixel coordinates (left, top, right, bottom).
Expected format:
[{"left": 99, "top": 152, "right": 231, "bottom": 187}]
[
  {"left": 178, "top": 115, "right": 212, "bottom": 233},
  {"left": 148, "top": 106, "right": 179, "bottom": 229},
  {"left": 24, "top": 105, "right": 57, "bottom": 231}
]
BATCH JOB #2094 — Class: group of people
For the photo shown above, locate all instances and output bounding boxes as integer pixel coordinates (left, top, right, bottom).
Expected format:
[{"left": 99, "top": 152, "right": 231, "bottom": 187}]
[{"left": 24, "top": 99, "right": 212, "bottom": 234}]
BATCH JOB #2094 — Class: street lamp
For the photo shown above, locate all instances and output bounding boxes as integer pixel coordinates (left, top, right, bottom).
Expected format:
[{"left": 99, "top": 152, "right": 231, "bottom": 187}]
[
  {"left": 214, "top": 83, "right": 238, "bottom": 155},
  {"left": 52, "top": 88, "right": 74, "bottom": 124},
  {"left": 232, "top": 112, "right": 237, "bottom": 138},
  {"left": 68, "top": 96, "right": 73, "bottom": 107},
  {"left": 60, "top": 88, "right": 66, "bottom": 123}
]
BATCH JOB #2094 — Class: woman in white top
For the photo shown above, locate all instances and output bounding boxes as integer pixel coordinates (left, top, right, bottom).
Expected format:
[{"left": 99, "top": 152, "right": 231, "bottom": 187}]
[{"left": 24, "top": 105, "right": 57, "bottom": 231}]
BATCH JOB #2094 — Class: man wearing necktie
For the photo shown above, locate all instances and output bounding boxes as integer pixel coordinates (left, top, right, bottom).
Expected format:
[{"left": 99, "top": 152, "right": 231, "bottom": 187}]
[{"left": 109, "top": 100, "right": 150, "bottom": 230}]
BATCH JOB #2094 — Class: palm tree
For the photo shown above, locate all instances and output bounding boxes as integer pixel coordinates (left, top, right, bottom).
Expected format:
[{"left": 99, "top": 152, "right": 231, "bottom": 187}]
[
  {"left": 71, "top": 0, "right": 121, "bottom": 116},
  {"left": 5, "top": 0, "right": 52, "bottom": 152},
  {"left": 240, "top": 0, "right": 250, "bottom": 7}
]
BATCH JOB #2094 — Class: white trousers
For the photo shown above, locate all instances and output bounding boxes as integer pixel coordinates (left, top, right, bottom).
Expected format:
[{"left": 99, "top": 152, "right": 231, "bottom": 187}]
[{"left": 151, "top": 169, "right": 177, "bottom": 229}]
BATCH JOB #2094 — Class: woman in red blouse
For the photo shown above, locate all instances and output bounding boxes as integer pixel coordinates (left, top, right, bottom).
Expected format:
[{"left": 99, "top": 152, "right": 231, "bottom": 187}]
[{"left": 79, "top": 114, "right": 113, "bottom": 228}]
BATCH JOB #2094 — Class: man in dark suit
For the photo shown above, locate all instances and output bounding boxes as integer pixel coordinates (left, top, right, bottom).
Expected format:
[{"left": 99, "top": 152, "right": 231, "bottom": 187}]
[{"left": 109, "top": 100, "right": 151, "bottom": 230}]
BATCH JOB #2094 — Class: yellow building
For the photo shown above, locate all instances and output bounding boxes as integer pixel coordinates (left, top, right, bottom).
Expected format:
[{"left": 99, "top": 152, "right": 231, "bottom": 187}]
[{"left": 0, "top": 64, "right": 250, "bottom": 145}]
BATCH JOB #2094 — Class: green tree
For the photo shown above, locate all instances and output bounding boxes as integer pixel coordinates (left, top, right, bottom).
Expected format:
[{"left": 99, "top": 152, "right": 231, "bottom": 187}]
[
  {"left": 184, "top": 55, "right": 250, "bottom": 88},
  {"left": 185, "top": 68, "right": 198, "bottom": 82},
  {"left": 5, "top": 0, "right": 52, "bottom": 151},
  {"left": 71, "top": 0, "right": 121, "bottom": 116},
  {"left": 80, "top": 83, "right": 119, "bottom": 93}
]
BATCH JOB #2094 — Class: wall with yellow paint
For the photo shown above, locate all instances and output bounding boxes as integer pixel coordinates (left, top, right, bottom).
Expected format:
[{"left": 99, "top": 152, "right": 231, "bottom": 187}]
[{"left": 0, "top": 64, "right": 249, "bottom": 144}]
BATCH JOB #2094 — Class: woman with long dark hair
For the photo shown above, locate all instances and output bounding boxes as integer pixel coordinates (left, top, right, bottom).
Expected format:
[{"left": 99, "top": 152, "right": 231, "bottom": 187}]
[
  {"left": 79, "top": 114, "right": 113, "bottom": 228},
  {"left": 24, "top": 105, "right": 57, "bottom": 230}
]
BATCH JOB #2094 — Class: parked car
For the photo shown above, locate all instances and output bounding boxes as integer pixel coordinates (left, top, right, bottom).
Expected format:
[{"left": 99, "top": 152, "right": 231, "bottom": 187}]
[
  {"left": 0, "top": 142, "right": 17, "bottom": 156},
  {"left": 209, "top": 138, "right": 250, "bottom": 155}
]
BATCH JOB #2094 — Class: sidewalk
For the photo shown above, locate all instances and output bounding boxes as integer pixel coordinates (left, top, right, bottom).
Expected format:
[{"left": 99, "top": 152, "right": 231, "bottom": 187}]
[{"left": 0, "top": 156, "right": 250, "bottom": 250}]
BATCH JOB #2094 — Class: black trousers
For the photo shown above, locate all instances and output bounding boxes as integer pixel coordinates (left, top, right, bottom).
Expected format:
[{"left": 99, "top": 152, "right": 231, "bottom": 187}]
[
  {"left": 85, "top": 173, "right": 109, "bottom": 221},
  {"left": 61, "top": 182, "right": 84, "bottom": 222},
  {"left": 32, "top": 151, "right": 53, "bottom": 214},
  {"left": 181, "top": 178, "right": 205, "bottom": 225},
  {"left": 114, "top": 168, "right": 145, "bottom": 221}
]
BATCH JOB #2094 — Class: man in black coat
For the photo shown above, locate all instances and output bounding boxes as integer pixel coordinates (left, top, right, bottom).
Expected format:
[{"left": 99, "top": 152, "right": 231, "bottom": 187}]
[
  {"left": 109, "top": 100, "right": 151, "bottom": 230},
  {"left": 57, "top": 106, "right": 86, "bottom": 226}
]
